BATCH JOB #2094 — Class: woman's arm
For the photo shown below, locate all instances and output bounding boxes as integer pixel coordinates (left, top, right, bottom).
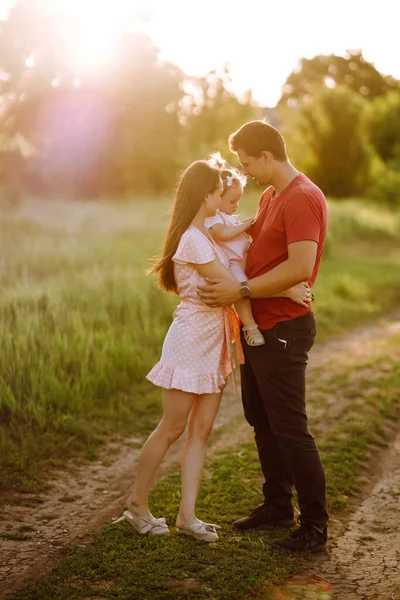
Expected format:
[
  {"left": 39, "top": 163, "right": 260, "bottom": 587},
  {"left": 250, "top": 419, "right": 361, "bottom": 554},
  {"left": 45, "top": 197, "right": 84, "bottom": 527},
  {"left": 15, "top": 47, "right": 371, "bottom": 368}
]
[{"left": 194, "top": 259, "right": 238, "bottom": 284}]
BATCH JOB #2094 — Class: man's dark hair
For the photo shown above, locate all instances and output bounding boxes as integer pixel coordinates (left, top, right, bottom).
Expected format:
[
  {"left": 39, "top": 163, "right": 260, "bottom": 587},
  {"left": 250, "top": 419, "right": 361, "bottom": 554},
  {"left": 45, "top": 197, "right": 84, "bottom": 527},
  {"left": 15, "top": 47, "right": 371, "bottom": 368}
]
[{"left": 229, "top": 120, "right": 287, "bottom": 161}]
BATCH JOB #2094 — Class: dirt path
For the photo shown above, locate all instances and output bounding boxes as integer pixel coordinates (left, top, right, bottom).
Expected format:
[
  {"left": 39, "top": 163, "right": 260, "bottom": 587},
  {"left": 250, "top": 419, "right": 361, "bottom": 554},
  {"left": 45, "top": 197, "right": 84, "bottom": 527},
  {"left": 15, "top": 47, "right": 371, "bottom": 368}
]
[
  {"left": 1, "top": 314, "right": 400, "bottom": 599},
  {"left": 316, "top": 429, "right": 400, "bottom": 599},
  {"left": 274, "top": 430, "right": 400, "bottom": 600}
]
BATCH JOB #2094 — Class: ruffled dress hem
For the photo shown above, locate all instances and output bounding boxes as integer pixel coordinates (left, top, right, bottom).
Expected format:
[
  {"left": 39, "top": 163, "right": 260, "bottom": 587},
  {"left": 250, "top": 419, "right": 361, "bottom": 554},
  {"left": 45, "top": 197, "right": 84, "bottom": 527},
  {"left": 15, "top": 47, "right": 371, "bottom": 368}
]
[{"left": 146, "top": 361, "right": 231, "bottom": 395}]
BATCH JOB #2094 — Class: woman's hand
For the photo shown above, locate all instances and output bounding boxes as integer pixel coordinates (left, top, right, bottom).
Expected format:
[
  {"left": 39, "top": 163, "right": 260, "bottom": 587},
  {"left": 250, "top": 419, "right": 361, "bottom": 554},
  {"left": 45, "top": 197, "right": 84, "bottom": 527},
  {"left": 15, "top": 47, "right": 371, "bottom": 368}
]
[{"left": 285, "top": 282, "right": 313, "bottom": 307}]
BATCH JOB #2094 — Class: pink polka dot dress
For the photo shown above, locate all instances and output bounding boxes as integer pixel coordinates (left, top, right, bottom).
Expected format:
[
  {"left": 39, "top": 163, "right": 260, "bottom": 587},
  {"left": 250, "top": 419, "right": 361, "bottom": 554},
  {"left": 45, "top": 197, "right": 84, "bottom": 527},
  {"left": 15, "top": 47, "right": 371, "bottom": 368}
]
[{"left": 146, "top": 225, "right": 235, "bottom": 395}]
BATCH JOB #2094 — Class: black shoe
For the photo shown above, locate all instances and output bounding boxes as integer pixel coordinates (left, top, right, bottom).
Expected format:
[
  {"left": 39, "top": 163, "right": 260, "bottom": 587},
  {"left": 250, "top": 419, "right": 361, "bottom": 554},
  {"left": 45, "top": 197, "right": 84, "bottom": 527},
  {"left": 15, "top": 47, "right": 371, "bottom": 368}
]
[
  {"left": 271, "top": 521, "right": 327, "bottom": 553},
  {"left": 233, "top": 504, "right": 295, "bottom": 531}
]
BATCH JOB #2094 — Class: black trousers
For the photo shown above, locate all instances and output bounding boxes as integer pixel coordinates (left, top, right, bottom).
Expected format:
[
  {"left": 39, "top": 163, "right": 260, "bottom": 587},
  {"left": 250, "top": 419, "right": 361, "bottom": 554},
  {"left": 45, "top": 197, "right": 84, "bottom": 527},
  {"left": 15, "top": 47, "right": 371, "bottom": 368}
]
[{"left": 240, "top": 311, "right": 328, "bottom": 528}]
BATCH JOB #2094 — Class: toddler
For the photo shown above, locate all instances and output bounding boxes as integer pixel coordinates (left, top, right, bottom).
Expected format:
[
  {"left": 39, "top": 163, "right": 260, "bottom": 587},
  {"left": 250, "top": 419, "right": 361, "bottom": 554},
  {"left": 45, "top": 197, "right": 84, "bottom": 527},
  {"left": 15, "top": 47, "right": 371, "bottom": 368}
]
[{"left": 205, "top": 155, "right": 265, "bottom": 346}]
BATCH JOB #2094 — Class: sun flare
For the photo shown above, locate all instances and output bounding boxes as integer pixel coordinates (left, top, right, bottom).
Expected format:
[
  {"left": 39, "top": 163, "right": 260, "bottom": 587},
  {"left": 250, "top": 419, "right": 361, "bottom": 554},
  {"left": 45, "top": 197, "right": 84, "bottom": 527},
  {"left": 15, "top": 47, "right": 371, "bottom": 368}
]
[
  {"left": 49, "top": 0, "right": 145, "bottom": 72},
  {"left": 66, "top": 25, "right": 117, "bottom": 72}
]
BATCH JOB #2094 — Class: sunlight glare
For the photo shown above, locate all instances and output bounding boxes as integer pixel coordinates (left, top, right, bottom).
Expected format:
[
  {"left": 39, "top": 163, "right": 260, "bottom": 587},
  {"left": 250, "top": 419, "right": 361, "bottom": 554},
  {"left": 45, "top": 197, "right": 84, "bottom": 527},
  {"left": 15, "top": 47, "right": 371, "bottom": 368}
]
[
  {"left": 67, "top": 25, "right": 117, "bottom": 72},
  {"left": 50, "top": 0, "right": 144, "bottom": 72}
]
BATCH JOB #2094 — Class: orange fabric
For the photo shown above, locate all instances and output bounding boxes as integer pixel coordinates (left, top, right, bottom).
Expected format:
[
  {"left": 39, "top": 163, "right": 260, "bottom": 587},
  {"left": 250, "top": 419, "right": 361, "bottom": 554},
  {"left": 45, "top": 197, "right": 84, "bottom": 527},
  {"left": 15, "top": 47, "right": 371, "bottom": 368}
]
[{"left": 223, "top": 305, "right": 244, "bottom": 397}]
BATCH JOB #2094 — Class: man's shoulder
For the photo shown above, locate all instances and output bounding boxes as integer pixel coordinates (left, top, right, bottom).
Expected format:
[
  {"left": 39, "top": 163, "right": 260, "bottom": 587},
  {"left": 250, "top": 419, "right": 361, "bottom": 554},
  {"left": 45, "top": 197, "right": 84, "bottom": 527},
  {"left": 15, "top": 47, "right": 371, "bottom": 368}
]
[
  {"left": 293, "top": 173, "right": 326, "bottom": 204},
  {"left": 282, "top": 175, "right": 327, "bottom": 218}
]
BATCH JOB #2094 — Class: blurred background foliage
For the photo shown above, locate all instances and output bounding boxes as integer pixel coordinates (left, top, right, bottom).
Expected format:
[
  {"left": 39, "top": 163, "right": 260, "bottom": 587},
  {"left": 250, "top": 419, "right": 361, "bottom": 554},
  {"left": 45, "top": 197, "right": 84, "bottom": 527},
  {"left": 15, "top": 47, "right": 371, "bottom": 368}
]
[
  {"left": 0, "top": 0, "right": 399, "bottom": 205},
  {"left": 1, "top": 0, "right": 400, "bottom": 493}
]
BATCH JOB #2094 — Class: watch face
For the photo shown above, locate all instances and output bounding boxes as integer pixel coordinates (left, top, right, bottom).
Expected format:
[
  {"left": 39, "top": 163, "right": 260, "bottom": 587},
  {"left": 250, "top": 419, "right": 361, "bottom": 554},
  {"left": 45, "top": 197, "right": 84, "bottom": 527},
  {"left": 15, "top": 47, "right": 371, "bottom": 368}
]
[{"left": 241, "top": 284, "right": 251, "bottom": 298}]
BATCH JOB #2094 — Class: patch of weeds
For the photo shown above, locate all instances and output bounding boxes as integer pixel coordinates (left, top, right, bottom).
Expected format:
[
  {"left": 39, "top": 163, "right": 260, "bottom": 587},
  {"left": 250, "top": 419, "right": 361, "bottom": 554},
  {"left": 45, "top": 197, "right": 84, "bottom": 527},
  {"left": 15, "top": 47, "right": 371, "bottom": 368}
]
[
  {"left": 57, "top": 544, "right": 79, "bottom": 556},
  {"left": 126, "top": 440, "right": 144, "bottom": 449},
  {"left": 59, "top": 494, "right": 82, "bottom": 503},
  {"left": 18, "top": 525, "right": 35, "bottom": 532},
  {"left": 15, "top": 496, "right": 45, "bottom": 507},
  {"left": 84, "top": 447, "right": 100, "bottom": 461},
  {"left": 15, "top": 480, "right": 50, "bottom": 495},
  {"left": 1, "top": 532, "right": 32, "bottom": 541}
]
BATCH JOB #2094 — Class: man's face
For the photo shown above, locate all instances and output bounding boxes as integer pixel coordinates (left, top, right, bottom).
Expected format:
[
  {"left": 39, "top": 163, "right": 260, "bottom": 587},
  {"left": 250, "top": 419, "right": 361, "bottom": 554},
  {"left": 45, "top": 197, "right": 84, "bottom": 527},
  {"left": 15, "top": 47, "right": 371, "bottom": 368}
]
[{"left": 236, "top": 149, "right": 272, "bottom": 186}]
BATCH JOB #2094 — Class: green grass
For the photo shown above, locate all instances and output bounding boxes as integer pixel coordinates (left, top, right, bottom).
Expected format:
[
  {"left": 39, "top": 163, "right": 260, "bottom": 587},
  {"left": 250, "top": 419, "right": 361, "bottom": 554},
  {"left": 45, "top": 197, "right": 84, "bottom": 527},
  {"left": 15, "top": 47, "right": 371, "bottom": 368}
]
[
  {"left": 7, "top": 339, "right": 400, "bottom": 600},
  {"left": 1, "top": 195, "right": 400, "bottom": 494}
]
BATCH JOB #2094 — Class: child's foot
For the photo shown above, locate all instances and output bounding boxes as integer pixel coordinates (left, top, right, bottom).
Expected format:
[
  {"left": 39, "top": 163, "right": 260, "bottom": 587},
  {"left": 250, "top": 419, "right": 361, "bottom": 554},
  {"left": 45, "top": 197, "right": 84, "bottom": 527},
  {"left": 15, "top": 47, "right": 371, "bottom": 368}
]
[{"left": 243, "top": 324, "right": 265, "bottom": 346}]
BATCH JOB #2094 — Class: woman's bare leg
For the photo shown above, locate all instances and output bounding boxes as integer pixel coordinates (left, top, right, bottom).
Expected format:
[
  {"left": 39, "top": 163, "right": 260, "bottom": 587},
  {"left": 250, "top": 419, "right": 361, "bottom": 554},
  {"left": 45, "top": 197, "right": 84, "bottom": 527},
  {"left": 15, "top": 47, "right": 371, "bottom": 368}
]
[
  {"left": 127, "top": 388, "right": 194, "bottom": 517},
  {"left": 176, "top": 390, "right": 222, "bottom": 527}
]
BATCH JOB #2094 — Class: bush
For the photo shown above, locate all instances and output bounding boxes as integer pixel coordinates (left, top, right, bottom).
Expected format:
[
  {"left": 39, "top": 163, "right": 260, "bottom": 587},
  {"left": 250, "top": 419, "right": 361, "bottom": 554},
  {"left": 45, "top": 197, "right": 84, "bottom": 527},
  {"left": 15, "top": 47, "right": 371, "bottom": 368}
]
[
  {"left": 371, "top": 162, "right": 400, "bottom": 207},
  {"left": 281, "top": 86, "right": 377, "bottom": 198}
]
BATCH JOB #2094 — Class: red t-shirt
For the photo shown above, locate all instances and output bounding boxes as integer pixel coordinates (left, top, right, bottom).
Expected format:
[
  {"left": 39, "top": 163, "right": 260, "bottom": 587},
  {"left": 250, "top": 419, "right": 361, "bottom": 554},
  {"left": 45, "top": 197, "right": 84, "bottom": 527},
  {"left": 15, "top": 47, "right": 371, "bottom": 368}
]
[{"left": 246, "top": 173, "right": 328, "bottom": 330}]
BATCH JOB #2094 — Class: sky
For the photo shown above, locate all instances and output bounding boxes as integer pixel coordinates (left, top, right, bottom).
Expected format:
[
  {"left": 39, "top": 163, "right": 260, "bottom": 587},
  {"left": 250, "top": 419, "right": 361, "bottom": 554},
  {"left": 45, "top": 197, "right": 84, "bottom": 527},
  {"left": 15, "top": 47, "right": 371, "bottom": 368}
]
[
  {"left": 1, "top": 0, "right": 399, "bottom": 107},
  {"left": 144, "top": 0, "right": 399, "bottom": 106}
]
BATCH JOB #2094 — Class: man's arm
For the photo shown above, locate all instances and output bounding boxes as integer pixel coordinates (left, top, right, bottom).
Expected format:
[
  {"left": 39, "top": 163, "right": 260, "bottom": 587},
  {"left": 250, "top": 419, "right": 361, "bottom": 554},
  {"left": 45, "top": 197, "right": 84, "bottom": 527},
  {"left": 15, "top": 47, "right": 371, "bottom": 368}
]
[
  {"left": 249, "top": 240, "right": 317, "bottom": 298},
  {"left": 197, "top": 240, "right": 318, "bottom": 307}
]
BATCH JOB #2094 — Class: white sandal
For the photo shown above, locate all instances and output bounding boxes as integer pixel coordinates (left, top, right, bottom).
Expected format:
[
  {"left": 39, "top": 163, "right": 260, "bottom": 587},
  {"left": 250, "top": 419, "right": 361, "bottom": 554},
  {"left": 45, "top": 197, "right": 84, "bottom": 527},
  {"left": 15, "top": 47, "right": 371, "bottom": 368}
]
[
  {"left": 113, "top": 510, "right": 170, "bottom": 536},
  {"left": 176, "top": 520, "right": 221, "bottom": 543},
  {"left": 243, "top": 325, "right": 265, "bottom": 346}
]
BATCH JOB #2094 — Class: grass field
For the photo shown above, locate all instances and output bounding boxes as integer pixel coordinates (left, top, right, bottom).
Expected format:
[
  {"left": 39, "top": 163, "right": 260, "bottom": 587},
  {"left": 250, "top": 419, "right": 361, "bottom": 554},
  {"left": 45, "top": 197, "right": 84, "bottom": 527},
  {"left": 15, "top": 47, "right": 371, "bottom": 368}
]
[
  {"left": 1, "top": 195, "right": 400, "bottom": 495},
  {"left": 7, "top": 331, "right": 400, "bottom": 600}
]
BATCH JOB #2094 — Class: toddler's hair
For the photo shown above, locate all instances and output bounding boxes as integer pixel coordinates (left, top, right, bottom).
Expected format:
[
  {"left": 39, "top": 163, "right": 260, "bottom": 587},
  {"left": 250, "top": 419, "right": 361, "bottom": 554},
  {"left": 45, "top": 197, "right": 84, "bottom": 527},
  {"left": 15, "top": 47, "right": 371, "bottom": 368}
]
[{"left": 208, "top": 152, "right": 247, "bottom": 193}]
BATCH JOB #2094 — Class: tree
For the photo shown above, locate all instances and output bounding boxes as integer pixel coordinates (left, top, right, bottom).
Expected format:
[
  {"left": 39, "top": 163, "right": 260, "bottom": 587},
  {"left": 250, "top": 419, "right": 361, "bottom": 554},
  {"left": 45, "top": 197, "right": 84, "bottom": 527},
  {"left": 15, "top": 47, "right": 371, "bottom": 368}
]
[
  {"left": 179, "top": 66, "right": 258, "bottom": 165},
  {"left": 96, "top": 32, "right": 184, "bottom": 194},
  {"left": 279, "top": 51, "right": 399, "bottom": 109},
  {"left": 368, "top": 90, "right": 400, "bottom": 162},
  {"left": 367, "top": 91, "right": 400, "bottom": 207},
  {"left": 281, "top": 86, "right": 377, "bottom": 197},
  {"left": 0, "top": 3, "right": 257, "bottom": 197},
  {"left": 0, "top": 2, "right": 186, "bottom": 196}
]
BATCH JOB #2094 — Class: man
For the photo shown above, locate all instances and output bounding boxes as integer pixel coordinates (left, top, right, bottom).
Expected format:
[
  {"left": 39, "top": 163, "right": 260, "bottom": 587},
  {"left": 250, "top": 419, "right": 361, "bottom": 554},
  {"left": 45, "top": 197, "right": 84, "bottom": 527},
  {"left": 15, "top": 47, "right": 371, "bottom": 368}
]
[{"left": 197, "top": 120, "right": 328, "bottom": 552}]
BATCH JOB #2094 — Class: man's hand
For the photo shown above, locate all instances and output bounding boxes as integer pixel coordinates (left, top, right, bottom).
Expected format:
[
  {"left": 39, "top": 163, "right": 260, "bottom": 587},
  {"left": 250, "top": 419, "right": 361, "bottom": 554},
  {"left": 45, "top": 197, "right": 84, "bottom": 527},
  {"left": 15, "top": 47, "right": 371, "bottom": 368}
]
[{"left": 197, "top": 278, "right": 242, "bottom": 307}]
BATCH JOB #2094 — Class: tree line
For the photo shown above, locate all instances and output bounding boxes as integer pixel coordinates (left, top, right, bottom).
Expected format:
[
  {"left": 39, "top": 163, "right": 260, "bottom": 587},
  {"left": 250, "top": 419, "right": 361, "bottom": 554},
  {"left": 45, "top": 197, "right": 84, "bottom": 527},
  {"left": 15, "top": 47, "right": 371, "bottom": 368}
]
[{"left": 0, "top": 1, "right": 399, "bottom": 204}]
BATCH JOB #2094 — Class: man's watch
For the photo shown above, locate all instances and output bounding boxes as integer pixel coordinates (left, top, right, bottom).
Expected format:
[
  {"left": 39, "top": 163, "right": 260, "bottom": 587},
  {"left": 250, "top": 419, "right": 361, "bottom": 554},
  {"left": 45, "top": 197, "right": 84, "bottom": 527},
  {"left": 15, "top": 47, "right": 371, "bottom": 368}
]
[{"left": 240, "top": 281, "right": 251, "bottom": 299}]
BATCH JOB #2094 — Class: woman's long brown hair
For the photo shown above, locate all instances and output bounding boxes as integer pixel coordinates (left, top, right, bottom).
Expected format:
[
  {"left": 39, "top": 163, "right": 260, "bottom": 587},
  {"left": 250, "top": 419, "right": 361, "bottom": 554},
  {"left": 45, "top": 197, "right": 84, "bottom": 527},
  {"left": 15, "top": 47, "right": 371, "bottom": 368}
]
[{"left": 150, "top": 160, "right": 221, "bottom": 294}]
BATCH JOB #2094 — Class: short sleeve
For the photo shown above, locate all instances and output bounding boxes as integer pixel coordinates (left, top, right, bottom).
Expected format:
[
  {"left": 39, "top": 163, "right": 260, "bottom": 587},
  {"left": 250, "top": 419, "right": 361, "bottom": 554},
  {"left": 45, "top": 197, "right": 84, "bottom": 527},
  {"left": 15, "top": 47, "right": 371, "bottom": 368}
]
[
  {"left": 284, "top": 193, "right": 323, "bottom": 245},
  {"left": 173, "top": 228, "right": 216, "bottom": 265},
  {"left": 205, "top": 213, "right": 224, "bottom": 230}
]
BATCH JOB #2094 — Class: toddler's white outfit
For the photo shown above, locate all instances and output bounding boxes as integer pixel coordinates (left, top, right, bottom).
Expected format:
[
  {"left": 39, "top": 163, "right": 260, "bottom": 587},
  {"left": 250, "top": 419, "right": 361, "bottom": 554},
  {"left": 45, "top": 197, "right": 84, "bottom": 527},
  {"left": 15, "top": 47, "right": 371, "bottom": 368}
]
[{"left": 205, "top": 210, "right": 251, "bottom": 282}]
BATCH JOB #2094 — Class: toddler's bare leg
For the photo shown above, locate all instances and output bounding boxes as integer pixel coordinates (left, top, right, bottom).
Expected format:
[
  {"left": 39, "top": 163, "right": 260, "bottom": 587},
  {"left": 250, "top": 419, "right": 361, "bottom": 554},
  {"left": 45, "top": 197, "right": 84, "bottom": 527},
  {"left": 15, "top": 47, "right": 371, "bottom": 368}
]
[
  {"left": 234, "top": 298, "right": 256, "bottom": 326},
  {"left": 229, "top": 263, "right": 265, "bottom": 347}
]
